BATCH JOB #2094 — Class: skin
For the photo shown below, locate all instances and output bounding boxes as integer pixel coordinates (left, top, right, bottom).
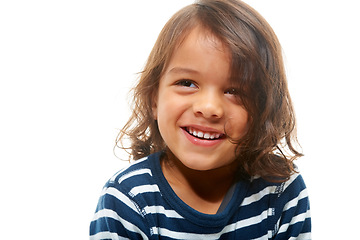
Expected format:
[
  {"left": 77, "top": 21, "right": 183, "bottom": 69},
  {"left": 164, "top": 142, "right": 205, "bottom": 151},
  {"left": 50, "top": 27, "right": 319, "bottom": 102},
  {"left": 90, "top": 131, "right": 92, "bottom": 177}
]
[{"left": 152, "top": 26, "right": 249, "bottom": 214}]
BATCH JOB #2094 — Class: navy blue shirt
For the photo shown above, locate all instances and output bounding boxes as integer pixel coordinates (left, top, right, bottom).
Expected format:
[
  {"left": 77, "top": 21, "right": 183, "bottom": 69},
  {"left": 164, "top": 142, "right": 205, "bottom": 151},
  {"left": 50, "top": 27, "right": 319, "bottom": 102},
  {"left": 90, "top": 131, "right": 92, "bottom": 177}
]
[{"left": 90, "top": 152, "right": 311, "bottom": 239}]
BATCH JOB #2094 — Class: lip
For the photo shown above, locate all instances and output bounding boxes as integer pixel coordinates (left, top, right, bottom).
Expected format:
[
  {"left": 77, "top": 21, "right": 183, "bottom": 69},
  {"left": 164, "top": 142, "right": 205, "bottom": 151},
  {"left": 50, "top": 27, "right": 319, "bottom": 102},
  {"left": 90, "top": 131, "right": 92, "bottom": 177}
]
[
  {"left": 181, "top": 125, "right": 225, "bottom": 147},
  {"left": 183, "top": 124, "right": 224, "bottom": 134}
]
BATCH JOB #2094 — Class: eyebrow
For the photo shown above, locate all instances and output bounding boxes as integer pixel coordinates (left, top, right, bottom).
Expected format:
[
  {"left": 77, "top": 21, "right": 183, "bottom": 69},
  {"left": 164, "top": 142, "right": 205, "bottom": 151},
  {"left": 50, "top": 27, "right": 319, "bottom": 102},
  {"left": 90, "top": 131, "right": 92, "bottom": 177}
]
[{"left": 167, "top": 67, "right": 200, "bottom": 75}]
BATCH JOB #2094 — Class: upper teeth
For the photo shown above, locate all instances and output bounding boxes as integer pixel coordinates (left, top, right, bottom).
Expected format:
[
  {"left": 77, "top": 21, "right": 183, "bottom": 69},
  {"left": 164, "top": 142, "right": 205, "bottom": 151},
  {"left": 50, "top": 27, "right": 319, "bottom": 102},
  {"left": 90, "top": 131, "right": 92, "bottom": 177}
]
[{"left": 187, "top": 127, "right": 221, "bottom": 140}]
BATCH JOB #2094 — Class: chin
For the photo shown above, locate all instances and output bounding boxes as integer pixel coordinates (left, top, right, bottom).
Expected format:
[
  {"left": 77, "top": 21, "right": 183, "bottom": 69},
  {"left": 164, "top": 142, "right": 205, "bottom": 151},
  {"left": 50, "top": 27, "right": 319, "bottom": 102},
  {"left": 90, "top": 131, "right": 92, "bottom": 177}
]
[
  {"left": 185, "top": 163, "right": 214, "bottom": 171},
  {"left": 180, "top": 155, "right": 228, "bottom": 171}
]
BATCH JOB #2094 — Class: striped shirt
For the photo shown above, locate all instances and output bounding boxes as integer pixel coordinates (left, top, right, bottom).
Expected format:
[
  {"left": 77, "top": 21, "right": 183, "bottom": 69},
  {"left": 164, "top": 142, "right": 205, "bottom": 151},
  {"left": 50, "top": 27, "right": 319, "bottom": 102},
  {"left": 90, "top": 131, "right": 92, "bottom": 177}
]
[{"left": 90, "top": 152, "right": 311, "bottom": 239}]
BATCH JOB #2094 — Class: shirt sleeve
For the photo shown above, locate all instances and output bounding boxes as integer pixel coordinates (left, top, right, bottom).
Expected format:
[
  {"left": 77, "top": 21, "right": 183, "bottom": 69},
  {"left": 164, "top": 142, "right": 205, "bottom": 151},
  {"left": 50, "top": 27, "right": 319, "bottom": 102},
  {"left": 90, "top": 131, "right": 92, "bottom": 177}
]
[
  {"left": 89, "top": 184, "right": 151, "bottom": 240},
  {"left": 272, "top": 174, "right": 312, "bottom": 240}
]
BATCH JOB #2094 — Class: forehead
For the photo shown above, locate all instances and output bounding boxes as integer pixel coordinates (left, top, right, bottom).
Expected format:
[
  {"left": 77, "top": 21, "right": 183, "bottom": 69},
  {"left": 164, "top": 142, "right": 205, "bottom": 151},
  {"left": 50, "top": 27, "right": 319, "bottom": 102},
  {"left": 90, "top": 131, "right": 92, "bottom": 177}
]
[
  {"left": 175, "top": 25, "right": 229, "bottom": 58},
  {"left": 164, "top": 26, "right": 231, "bottom": 77}
]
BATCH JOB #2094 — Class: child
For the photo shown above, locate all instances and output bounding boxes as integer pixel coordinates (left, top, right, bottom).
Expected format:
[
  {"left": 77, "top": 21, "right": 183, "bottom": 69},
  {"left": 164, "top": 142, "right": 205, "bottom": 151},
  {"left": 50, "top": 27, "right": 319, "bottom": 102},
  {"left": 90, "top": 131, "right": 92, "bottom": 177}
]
[{"left": 90, "top": 0, "right": 311, "bottom": 239}]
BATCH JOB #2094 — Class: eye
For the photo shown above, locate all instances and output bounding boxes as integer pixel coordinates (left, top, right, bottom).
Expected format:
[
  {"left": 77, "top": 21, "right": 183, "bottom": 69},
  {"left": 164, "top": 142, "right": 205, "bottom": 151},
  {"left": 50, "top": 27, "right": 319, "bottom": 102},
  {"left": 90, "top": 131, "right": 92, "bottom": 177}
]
[
  {"left": 224, "top": 87, "right": 240, "bottom": 96},
  {"left": 225, "top": 87, "right": 244, "bottom": 105},
  {"left": 175, "top": 79, "right": 197, "bottom": 88}
]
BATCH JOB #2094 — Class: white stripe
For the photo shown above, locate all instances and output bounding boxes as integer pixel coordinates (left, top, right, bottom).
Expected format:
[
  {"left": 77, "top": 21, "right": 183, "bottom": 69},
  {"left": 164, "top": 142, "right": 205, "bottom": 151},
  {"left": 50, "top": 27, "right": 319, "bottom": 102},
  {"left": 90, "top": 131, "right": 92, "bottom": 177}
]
[
  {"left": 242, "top": 186, "right": 277, "bottom": 206},
  {"left": 225, "top": 209, "right": 269, "bottom": 231},
  {"left": 90, "top": 231, "right": 129, "bottom": 240},
  {"left": 143, "top": 205, "right": 183, "bottom": 219},
  {"left": 241, "top": 173, "right": 299, "bottom": 206},
  {"left": 109, "top": 157, "right": 148, "bottom": 182},
  {"left": 251, "top": 232, "right": 268, "bottom": 240},
  {"left": 92, "top": 209, "right": 120, "bottom": 222},
  {"left": 129, "top": 184, "right": 160, "bottom": 197},
  {"left": 288, "top": 232, "right": 312, "bottom": 240},
  {"left": 283, "top": 188, "right": 308, "bottom": 212},
  {"left": 151, "top": 227, "right": 218, "bottom": 240},
  {"left": 92, "top": 209, "right": 148, "bottom": 240},
  {"left": 129, "top": 156, "right": 148, "bottom": 164},
  {"left": 151, "top": 210, "right": 269, "bottom": 239},
  {"left": 277, "top": 209, "right": 311, "bottom": 234},
  {"left": 282, "top": 172, "right": 300, "bottom": 192},
  {"left": 100, "top": 187, "right": 140, "bottom": 214},
  {"left": 275, "top": 217, "right": 281, "bottom": 237},
  {"left": 243, "top": 172, "right": 301, "bottom": 207},
  {"left": 118, "top": 168, "right": 152, "bottom": 184}
]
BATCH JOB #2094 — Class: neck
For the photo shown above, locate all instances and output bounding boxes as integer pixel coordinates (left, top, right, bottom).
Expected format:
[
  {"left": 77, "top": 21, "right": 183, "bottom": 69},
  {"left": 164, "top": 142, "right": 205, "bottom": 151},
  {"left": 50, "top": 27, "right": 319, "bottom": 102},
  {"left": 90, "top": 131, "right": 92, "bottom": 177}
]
[{"left": 161, "top": 150, "right": 237, "bottom": 213}]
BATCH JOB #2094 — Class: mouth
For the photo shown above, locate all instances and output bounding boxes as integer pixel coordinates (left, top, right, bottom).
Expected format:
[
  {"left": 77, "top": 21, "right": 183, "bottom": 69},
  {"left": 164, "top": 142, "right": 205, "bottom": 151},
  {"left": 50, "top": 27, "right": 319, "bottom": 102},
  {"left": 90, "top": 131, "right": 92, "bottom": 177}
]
[{"left": 182, "top": 127, "right": 225, "bottom": 140}]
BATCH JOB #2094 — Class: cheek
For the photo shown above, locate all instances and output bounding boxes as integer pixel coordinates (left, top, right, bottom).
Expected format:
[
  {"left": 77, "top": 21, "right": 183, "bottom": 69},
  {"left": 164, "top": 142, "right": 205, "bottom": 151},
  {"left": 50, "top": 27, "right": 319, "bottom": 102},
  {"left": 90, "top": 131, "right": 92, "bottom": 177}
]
[
  {"left": 157, "top": 89, "right": 190, "bottom": 118},
  {"left": 225, "top": 110, "right": 249, "bottom": 139},
  {"left": 156, "top": 95, "right": 184, "bottom": 129},
  {"left": 156, "top": 99, "right": 188, "bottom": 147},
  {"left": 156, "top": 98, "right": 176, "bottom": 119}
]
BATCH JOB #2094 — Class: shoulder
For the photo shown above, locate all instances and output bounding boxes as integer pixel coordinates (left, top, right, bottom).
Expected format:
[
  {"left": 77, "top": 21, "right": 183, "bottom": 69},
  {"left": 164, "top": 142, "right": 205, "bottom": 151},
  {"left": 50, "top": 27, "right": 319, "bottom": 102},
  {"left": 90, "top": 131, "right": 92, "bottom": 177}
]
[
  {"left": 90, "top": 153, "right": 163, "bottom": 239},
  {"left": 245, "top": 169, "right": 310, "bottom": 221},
  {"left": 274, "top": 169, "right": 309, "bottom": 203},
  {"left": 249, "top": 164, "right": 308, "bottom": 194},
  {"left": 108, "top": 156, "right": 152, "bottom": 187},
  {"left": 95, "top": 155, "right": 155, "bottom": 213},
  {"left": 103, "top": 152, "right": 162, "bottom": 196},
  {"left": 240, "top": 170, "right": 306, "bottom": 210},
  {"left": 266, "top": 170, "right": 311, "bottom": 238},
  {"left": 94, "top": 153, "right": 162, "bottom": 216},
  {"left": 245, "top": 170, "right": 311, "bottom": 238},
  {"left": 275, "top": 170, "right": 311, "bottom": 218},
  {"left": 274, "top": 171, "right": 311, "bottom": 238}
]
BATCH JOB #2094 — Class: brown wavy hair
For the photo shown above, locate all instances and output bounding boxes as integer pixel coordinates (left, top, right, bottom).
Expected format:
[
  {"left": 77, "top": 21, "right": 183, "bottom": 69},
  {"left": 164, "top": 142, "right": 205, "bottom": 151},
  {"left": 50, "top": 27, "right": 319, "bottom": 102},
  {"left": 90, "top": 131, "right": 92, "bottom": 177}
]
[{"left": 116, "top": 0, "right": 303, "bottom": 182}]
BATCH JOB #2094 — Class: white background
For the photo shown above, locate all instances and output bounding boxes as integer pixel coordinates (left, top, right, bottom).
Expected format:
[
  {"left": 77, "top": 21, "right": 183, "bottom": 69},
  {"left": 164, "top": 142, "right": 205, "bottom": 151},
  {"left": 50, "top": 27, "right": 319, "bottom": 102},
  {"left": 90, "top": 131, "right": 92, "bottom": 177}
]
[{"left": 1, "top": 0, "right": 359, "bottom": 239}]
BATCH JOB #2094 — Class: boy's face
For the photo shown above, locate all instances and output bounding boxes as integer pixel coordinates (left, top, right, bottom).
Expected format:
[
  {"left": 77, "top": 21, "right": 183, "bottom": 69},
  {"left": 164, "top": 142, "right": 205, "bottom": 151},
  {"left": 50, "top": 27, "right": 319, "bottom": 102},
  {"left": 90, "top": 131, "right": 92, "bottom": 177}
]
[{"left": 152, "top": 26, "right": 248, "bottom": 171}]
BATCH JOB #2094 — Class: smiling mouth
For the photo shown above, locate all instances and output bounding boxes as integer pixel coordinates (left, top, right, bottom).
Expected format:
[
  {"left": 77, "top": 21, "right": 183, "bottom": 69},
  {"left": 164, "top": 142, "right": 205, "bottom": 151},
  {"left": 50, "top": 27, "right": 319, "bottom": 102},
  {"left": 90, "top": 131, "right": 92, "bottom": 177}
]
[{"left": 183, "top": 127, "right": 225, "bottom": 140}]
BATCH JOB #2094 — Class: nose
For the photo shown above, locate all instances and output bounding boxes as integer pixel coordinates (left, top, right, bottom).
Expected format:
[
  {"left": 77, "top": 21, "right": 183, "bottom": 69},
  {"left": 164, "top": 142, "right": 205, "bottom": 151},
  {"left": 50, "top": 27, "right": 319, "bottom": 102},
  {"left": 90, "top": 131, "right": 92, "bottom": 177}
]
[{"left": 193, "top": 91, "right": 224, "bottom": 119}]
